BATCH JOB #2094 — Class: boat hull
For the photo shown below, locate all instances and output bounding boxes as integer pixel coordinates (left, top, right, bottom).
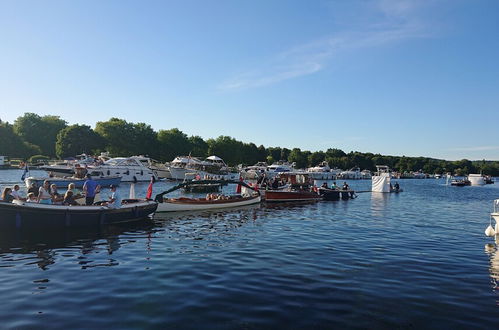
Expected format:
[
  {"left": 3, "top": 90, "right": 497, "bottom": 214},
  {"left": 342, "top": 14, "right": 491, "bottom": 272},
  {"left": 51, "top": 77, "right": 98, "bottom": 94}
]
[
  {"left": 25, "top": 176, "right": 122, "bottom": 189},
  {"left": 156, "top": 195, "right": 261, "bottom": 212},
  {"left": 0, "top": 200, "right": 158, "bottom": 228},
  {"left": 265, "top": 190, "right": 322, "bottom": 202},
  {"left": 318, "top": 188, "right": 355, "bottom": 201}
]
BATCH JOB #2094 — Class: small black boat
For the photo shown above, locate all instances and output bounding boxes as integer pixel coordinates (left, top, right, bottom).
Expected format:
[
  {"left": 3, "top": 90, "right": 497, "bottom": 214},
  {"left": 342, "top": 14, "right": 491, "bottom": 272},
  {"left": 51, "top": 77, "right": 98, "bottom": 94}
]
[
  {"left": 0, "top": 199, "right": 158, "bottom": 229},
  {"left": 450, "top": 179, "right": 471, "bottom": 186},
  {"left": 319, "top": 188, "right": 355, "bottom": 201}
]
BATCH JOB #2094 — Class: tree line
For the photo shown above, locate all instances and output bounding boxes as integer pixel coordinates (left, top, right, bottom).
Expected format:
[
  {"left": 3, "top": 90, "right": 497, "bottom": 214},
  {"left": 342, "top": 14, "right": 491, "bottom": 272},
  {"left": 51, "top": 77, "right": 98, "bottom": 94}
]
[{"left": 1, "top": 113, "right": 499, "bottom": 176}]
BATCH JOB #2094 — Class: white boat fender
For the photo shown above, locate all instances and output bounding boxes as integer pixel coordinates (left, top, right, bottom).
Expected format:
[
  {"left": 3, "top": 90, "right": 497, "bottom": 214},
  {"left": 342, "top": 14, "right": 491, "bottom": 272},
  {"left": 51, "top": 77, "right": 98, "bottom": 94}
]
[
  {"left": 485, "top": 225, "right": 496, "bottom": 237},
  {"left": 485, "top": 216, "right": 496, "bottom": 237}
]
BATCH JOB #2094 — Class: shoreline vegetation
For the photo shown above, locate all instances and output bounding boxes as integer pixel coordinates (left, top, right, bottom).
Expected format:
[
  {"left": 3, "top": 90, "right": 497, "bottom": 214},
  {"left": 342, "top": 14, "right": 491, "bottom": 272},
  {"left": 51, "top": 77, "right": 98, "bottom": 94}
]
[{"left": 1, "top": 113, "right": 499, "bottom": 176}]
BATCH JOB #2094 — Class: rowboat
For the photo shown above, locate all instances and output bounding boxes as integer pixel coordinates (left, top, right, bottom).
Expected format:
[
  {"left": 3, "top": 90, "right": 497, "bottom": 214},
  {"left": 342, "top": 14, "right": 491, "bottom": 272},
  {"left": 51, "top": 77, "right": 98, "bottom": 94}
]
[
  {"left": 0, "top": 199, "right": 157, "bottom": 228},
  {"left": 154, "top": 180, "right": 261, "bottom": 212},
  {"left": 25, "top": 175, "right": 122, "bottom": 189}
]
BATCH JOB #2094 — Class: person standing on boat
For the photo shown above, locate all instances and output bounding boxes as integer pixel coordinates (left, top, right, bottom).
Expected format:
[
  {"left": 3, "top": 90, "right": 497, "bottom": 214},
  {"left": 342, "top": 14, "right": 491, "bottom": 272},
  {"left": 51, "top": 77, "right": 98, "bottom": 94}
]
[
  {"left": 342, "top": 182, "right": 349, "bottom": 190},
  {"left": 83, "top": 174, "right": 100, "bottom": 206},
  {"left": 37, "top": 180, "right": 52, "bottom": 204}
]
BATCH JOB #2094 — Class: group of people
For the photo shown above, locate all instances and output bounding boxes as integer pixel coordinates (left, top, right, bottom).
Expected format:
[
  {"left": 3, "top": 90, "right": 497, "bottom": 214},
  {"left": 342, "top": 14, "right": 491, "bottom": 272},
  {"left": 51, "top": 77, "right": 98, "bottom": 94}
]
[
  {"left": 320, "top": 181, "right": 350, "bottom": 190},
  {"left": 205, "top": 193, "right": 231, "bottom": 201},
  {"left": 1, "top": 174, "right": 121, "bottom": 208}
]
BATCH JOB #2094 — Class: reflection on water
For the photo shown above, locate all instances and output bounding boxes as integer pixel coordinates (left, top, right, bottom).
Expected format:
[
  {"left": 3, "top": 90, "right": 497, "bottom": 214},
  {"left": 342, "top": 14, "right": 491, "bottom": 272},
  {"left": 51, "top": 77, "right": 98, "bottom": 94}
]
[
  {"left": 2, "top": 171, "right": 499, "bottom": 328},
  {"left": 485, "top": 241, "right": 499, "bottom": 298},
  {"left": 0, "top": 221, "right": 156, "bottom": 271}
]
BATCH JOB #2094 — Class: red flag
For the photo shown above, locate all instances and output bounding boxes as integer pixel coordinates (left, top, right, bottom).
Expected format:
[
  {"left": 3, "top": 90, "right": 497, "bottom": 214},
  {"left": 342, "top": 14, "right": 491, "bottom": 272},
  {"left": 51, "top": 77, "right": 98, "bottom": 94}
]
[
  {"left": 236, "top": 176, "right": 243, "bottom": 193},
  {"left": 146, "top": 177, "right": 154, "bottom": 199}
]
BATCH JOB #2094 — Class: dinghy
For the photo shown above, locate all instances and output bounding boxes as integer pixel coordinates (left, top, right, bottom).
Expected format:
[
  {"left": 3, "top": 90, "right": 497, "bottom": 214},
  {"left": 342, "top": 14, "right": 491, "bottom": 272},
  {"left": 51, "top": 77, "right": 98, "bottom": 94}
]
[{"left": 154, "top": 180, "right": 261, "bottom": 212}]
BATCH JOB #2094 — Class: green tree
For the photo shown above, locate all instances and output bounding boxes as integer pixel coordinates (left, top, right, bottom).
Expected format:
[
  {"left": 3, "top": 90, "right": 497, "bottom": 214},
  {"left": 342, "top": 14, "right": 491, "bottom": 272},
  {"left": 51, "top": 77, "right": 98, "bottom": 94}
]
[
  {"left": 308, "top": 151, "right": 325, "bottom": 167},
  {"left": 13, "top": 113, "right": 67, "bottom": 157},
  {"left": 55, "top": 124, "right": 105, "bottom": 158},
  {"left": 157, "top": 128, "right": 191, "bottom": 162},
  {"left": 206, "top": 136, "right": 243, "bottom": 166},
  {"left": 0, "top": 120, "right": 41, "bottom": 158},
  {"left": 288, "top": 148, "right": 308, "bottom": 169},
  {"left": 188, "top": 135, "right": 209, "bottom": 158}
]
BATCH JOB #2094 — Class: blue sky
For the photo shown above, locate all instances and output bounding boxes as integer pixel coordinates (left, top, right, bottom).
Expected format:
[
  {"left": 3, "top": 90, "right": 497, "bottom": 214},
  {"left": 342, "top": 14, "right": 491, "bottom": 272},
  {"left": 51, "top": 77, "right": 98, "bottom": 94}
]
[{"left": 1, "top": 0, "right": 498, "bottom": 160}]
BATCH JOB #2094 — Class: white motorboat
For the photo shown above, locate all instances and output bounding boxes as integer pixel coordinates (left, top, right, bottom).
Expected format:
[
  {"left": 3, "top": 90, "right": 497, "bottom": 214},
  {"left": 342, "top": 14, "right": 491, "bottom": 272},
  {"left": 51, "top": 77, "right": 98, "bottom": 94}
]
[
  {"left": 361, "top": 170, "right": 372, "bottom": 179},
  {"left": 468, "top": 174, "right": 486, "bottom": 186},
  {"left": 265, "top": 161, "right": 295, "bottom": 179},
  {"left": 339, "top": 167, "right": 362, "bottom": 180},
  {"left": 307, "top": 161, "right": 336, "bottom": 180},
  {"left": 240, "top": 162, "right": 268, "bottom": 180},
  {"left": 169, "top": 155, "right": 238, "bottom": 181},
  {"left": 40, "top": 153, "right": 107, "bottom": 177},
  {"left": 87, "top": 156, "right": 158, "bottom": 182}
]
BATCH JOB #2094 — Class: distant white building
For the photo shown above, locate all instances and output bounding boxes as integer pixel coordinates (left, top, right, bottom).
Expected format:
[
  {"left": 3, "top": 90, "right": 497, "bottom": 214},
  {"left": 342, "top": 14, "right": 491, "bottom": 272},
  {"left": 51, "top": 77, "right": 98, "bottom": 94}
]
[{"left": 0, "top": 156, "right": 6, "bottom": 166}]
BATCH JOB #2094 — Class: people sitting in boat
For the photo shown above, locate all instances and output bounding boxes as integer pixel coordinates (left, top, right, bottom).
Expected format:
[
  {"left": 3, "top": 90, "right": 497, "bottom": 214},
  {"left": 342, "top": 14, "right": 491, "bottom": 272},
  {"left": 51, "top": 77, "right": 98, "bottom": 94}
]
[
  {"left": 104, "top": 185, "right": 122, "bottom": 209},
  {"left": 37, "top": 180, "right": 52, "bottom": 204},
  {"left": 67, "top": 183, "right": 82, "bottom": 199},
  {"left": 50, "top": 184, "right": 64, "bottom": 204},
  {"left": 271, "top": 179, "right": 279, "bottom": 189},
  {"left": 27, "top": 182, "right": 39, "bottom": 197},
  {"left": 331, "top": 181, "right": 338, "bottom": 190},
  {"left": 342, "top": 182, "right": 349, "bottom": 190},
  {"left": 11, "top": 184, "right": 23, "bottom": 200},
  {"left": 63, "top": 190, "right": 79, "bottom": 206},
  {"left": 26, "top": 192, "right": 37, "bottom": 203},
  {"left": 321, "top": 182, "right": 329, "bottom": 189},
  {"left": 1, "top": 187, "right": 14, "bottom": 203}
]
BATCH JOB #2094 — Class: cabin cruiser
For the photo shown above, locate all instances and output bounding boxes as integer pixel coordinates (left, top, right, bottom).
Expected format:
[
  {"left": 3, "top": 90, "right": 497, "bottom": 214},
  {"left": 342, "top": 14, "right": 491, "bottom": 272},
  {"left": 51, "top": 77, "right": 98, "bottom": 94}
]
[
  {"left": 339, "top": 167, "right": 362, "bottom": 180},
  {"left": 86, "top": 156, "right": 158, "bottom": 182},
  {"left": 240, "top": 162, "right": 268, "bottom": 180},
  {"left": 360, "top": 170, "right": 372, "bottom": 179},
  {"left": 169, "top": 155, "right": 238, "bottom": 181},
  {"left": 307, "top": 161, "right": 336, "bottom": 180},
  {"left": 265, "top": 161, "right": 295, "bottom": 179},
  {"left": 40, "top": 153, "right": 108, "bottom": 177}
]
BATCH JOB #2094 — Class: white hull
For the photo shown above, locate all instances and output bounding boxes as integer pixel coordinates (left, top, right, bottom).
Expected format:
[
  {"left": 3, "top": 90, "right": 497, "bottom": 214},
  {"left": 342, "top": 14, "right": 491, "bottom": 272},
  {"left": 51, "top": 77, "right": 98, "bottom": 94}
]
[
  {"left": 308, "top": 172, "right": 337, "bottom": 180},
  {"left": 468, "top": 174, "right": 485, "bottom": 186},
  {"left": 156, "top": 195, "right": 261, "bottom": 212},
  {"left": 88, "top": 165, "right": 157, "bottom": 182}
]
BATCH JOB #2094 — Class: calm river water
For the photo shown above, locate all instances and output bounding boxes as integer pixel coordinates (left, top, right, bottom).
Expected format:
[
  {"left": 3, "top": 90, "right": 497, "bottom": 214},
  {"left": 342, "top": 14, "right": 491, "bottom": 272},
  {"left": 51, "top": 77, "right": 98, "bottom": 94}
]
[{"left": 1, "top": 169, "right": 498, "bottom": 329}]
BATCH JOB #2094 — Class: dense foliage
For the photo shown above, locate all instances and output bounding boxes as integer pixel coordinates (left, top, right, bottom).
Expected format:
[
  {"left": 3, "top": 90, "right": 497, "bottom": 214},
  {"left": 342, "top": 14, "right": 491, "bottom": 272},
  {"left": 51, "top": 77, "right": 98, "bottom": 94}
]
[{"left": 1, "top": 114, "right": 499, "bottom": 176}]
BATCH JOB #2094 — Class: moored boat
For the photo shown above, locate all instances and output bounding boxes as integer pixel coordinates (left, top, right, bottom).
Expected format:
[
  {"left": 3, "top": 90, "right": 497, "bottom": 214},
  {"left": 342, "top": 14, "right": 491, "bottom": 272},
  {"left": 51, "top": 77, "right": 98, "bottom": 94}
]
[
  {"left": 0, "top": 199, "right": 158, "bottom": 228},
  {"left": 468, "top": 174, "right": 486, "bottom": 186},
  {"left": 265, "top": 172, "right": 322, "bottom": 202},
  {"left": 154, "top": 179, "right": 261, "bottom": 212}
]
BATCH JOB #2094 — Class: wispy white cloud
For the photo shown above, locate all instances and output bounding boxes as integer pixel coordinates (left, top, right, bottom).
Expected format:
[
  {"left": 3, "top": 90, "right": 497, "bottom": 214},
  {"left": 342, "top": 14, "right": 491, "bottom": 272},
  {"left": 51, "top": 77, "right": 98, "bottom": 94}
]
[{"left": 218, "top": 0, "right": 435, "bottom": 91}]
